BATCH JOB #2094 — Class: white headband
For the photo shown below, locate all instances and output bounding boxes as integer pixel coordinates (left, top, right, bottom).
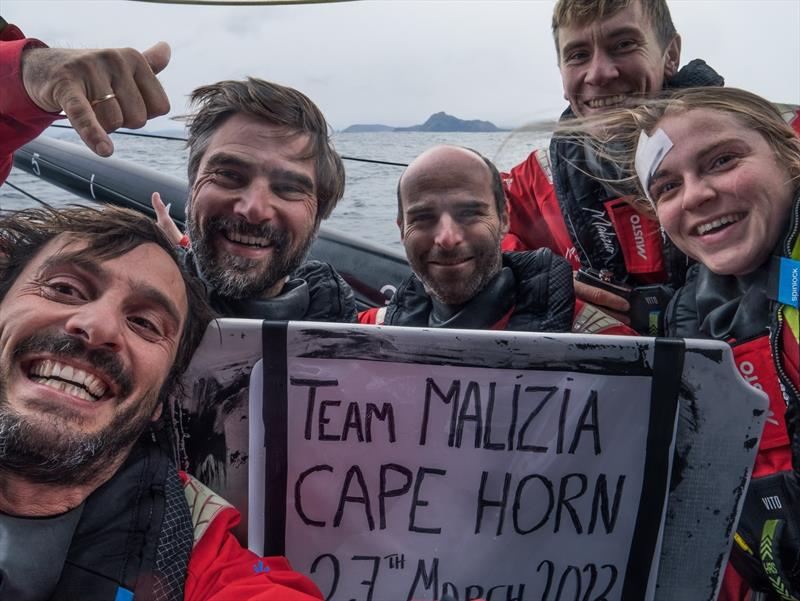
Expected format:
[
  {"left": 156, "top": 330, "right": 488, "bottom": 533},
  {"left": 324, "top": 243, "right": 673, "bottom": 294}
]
[{"left": 634, "top": 128, "right": 673, "bottom": 210}]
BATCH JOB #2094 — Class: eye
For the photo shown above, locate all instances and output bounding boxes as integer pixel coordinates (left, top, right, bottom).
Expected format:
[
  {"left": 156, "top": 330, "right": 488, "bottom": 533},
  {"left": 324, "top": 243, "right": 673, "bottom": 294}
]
[
  {"left": 212, "top": 169, "right": 245, "bottom": 187},
  {"left": 40, "top": 278, "right": 88, "bottom": 302},
  {"left": 614, "top": 39, "right": 637, "bottom": 52},
  {"left": 408, "top": 213, "right": 434, "bottom": 226},
  {"left": 564, "top": 49, "right": 589, "bottom": 64},
  {"left": 710, "top": 154, "right": 737, "bottom": 170},
  {"left": 651, "top": 180, "right": 681, "bottom": 203},
  {"left": 458, "top": 208, "right": 484, "bottom": 221},
  {"left": 274, "top": 183, "right": 312, "bottom": 200},
  {"left": 128, "top": 314, "right": 165, "bottom": 340}
]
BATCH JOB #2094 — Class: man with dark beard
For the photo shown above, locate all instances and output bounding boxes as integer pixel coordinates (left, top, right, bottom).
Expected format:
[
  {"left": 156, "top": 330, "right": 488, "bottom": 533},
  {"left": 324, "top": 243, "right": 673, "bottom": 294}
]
[
  {"left": 0, "top": 206, "right": 324, "bottom": 600},
  {"left": 152, "top": 78, "right": 356, "bottom": 323},
  {"left": 358, "top": 145, "right": 577, "bottom": 332}
]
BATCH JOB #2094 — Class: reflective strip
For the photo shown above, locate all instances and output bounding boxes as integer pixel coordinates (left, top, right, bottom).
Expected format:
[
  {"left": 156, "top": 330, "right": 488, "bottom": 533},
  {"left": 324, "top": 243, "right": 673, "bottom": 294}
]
[{"left": 183, "top": 475, "right": 233, "bottom": 546}]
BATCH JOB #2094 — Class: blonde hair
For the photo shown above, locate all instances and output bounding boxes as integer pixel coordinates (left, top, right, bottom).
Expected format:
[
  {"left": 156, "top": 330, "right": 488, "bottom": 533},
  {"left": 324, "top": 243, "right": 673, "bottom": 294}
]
[{"left": 556, "top": 87, "right": 800, "bottom": 217}]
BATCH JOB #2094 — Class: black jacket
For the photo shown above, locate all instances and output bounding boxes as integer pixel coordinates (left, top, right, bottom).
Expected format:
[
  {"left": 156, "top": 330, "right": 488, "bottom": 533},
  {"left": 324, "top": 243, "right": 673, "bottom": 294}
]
[
  {"left": 184, "top": 252, "right": 357, "bottom": 323},
  {"left": 382, "top": 250, "right": 574, "bottom": 333}
]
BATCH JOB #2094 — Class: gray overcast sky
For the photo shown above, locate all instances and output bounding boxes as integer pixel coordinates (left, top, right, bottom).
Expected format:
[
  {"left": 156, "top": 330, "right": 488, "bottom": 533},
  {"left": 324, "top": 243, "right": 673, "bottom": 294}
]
[{"left": 4, "top": 0, "right": 799, "bottom": 131}]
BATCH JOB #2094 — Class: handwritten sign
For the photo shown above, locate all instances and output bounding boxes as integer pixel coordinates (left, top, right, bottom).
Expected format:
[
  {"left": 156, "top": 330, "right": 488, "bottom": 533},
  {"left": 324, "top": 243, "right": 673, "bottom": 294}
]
[{"left": 181, "top": 320, "right": 767, "bottom": 601}]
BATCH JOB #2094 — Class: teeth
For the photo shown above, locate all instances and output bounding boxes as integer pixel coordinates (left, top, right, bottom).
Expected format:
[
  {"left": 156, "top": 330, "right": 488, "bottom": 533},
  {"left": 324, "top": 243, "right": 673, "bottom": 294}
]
[
  {"left": 29, "top": 359, "right": 108, "bottom": 400},
  {"left": 227, "top": 231, "right": 270, "bottom": 248},
  {"left": 696, "top": 213, "right": 745, "bottom": 236},
  {"left": 586, "top": 94, "right": 627, "bottom": 108}
]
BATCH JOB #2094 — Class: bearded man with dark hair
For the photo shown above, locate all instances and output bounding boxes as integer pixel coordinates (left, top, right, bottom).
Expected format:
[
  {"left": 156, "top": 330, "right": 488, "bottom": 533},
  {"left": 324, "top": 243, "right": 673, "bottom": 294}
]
[
  {"left": 165, "top": 77, "right": 356, "bottom": 322},
  {"left": 0, "top": 205, "right": 323, "bottom": 601}
]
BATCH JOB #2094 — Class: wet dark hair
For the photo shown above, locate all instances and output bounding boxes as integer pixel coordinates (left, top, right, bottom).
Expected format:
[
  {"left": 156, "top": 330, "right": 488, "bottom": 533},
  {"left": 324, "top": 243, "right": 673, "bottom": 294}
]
[
  {"left": 0, "top": 205, "right": 215, "bottom": 407},
  {"left": 183, "top": 77, "right": 346, "bottom": 227},
  {"left": 396, "top": 146, "right": 507, "bottom": 227}
]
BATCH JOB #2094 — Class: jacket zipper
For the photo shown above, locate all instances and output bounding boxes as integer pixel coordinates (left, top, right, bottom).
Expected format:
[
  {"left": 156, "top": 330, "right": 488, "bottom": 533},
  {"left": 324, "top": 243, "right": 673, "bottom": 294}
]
[{"left": 770, "top": 194, "right": 800, "bottom": 406}]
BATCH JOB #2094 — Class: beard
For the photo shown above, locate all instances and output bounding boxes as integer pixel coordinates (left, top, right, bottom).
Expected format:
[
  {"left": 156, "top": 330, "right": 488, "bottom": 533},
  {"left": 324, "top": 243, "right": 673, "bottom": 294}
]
[
  {"left": 0, "top": 332, "right": 162, "bottom": 486},
  {"left": 410, "top": 234, "right": 504, "bottom": 306},
  {"left": 187, "top": 213, "right": 315, "bottom": 299}
]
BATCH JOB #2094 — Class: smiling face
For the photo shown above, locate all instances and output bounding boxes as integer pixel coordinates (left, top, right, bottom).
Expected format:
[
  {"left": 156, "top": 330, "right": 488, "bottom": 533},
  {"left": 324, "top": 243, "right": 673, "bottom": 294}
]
[
  {"left": 399, "top": 146, "right": 508, "bottom": 305},
  {"left": 649, "top": 109, "right": 796, "bottom": 276},
  {"left": 0, "top": 238, "right": 188, "bottom": 484},
  {"left": 186, "top": 113, "right": 319, "bottom": 299},
  {"left": 557, "top": 1, "right": 680, "bottom": 117}
]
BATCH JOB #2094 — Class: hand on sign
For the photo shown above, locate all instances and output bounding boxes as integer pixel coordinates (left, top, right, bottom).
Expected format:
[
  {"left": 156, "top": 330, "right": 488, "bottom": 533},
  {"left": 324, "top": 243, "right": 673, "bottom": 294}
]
[
  {"left": 151, "top": 192, "right": 185, "bottom": 247},
  {"left": 573, "top": 274, "right": 631, "bottom": 325},
  {"left": 20, "top": 42, "right": 171, "bottom": 157}
]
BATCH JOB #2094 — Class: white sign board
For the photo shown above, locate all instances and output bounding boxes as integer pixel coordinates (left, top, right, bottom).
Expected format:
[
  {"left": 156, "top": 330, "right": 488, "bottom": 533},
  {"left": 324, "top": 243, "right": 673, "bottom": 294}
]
[{"left": 181, "top": 320, "right": 768, "bottom": 601}]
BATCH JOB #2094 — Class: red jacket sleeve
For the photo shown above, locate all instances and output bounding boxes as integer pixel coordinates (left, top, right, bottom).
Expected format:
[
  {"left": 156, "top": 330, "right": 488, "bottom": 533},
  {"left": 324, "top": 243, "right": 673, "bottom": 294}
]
[
  {"left": 181, "top": 473, "right": 323, "bottom": 601},
  {"left": 0, "top": 24, "right": 59, "bottom": 185},
  {"left": 357, "top": 306, "right": 379, "bottom": 324},
  {"left": 501, "top": 148, "right": 579, "bottom": 270}
]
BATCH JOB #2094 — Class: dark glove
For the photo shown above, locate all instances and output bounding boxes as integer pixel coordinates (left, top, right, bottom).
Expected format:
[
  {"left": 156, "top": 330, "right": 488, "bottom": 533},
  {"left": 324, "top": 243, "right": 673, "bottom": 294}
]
[{"left": 730, "top": 471, "right": 800, "bottom": 600}]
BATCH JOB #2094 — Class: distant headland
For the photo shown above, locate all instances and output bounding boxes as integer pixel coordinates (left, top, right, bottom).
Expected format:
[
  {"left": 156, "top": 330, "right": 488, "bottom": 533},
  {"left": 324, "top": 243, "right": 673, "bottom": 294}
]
[{"left": 342, "top": 111, "right": 507, "bottom": 133}]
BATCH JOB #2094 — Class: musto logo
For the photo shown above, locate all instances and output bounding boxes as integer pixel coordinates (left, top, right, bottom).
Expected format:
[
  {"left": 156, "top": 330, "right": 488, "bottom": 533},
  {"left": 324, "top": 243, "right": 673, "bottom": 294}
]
[{"left": 630, "top": 214, "right": 647, "bottom": 261}]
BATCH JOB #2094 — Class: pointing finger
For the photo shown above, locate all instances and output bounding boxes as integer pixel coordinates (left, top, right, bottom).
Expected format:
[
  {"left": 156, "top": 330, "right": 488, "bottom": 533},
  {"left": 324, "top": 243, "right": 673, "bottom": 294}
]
[
  {"left": 151, "top": 192, "right": 185, "bottom": 245},
  {"left": 60, "top": 85, "right": 114, "bottom": 157}
]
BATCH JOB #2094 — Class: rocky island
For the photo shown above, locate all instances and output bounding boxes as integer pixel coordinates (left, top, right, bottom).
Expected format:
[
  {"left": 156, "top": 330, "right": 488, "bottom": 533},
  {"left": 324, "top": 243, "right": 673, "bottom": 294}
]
[{"left": 341, "top": 111, "right": 506, "bottom": 133}]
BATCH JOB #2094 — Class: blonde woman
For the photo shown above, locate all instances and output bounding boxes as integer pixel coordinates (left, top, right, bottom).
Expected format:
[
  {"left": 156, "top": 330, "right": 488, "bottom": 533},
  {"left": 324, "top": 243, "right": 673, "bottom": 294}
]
[{"left": 560, "top": 87, "right": 800, "bottom": 601}]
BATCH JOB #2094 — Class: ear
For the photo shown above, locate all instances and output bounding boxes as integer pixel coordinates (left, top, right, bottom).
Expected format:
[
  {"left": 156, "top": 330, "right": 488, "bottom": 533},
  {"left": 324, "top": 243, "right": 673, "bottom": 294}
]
[
  {"left": 397, "top": 217, "right": 405, "bottom": 241},
  {"left": 500, "top": 211, "right": 510, "bottom": 238},
  {"left": 150, "top": 402, "right": 164, "bottom": 422},
  {"left": 663, "top": 34, "right": 682, "bottom": 78}
]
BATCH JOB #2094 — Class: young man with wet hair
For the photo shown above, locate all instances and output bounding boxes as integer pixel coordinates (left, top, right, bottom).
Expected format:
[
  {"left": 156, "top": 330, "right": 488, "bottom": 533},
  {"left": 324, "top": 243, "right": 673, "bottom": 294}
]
[
  {"left": 502, "top": 0, "right": 730, "bottom": 327},
  {"left": 0, "top": 205, "right": 323, "bottom": 600}
]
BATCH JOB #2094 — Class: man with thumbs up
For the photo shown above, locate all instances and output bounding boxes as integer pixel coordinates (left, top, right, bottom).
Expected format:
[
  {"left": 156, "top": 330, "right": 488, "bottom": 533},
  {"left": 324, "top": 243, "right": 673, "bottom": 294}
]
[{"left": 0, "top": 16, "right": 171, "bottom": 183}]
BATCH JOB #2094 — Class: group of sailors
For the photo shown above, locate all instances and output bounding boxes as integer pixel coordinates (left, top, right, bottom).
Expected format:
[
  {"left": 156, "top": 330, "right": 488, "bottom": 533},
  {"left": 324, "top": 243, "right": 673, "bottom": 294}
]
[{"left": 1, "top": 0, "right": 800, "bottom": 599}]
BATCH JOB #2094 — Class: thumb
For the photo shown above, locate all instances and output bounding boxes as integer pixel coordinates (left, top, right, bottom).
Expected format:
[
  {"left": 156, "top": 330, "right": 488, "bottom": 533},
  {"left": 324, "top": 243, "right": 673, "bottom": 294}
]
[{"left": 142, "top": 41, "right": 171, "bottom": 75}]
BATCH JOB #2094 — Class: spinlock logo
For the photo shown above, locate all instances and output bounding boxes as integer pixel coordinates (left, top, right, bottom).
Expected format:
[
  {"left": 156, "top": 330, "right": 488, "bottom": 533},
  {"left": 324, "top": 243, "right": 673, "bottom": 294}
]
[
  {"left": 762, "top": 495, "right": 783, "bottom": 511},
  {"left": 792, "top": 266, "right": 798, "bottom": 304},
  {"left": 630, "top": 214, "right": 647, "bottom": 261}
]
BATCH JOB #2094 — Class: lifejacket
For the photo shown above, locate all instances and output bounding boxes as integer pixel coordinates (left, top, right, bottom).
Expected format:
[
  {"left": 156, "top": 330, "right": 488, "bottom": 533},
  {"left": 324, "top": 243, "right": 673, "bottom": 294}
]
[
  {"left": 365, "top": 250, "right": 575, "bottom": 333},
  {"left": 730, "top": 334, "right": 793, "bottom": 477},
  {"left": 0, "top": 437, "right": 193, "bottom": 601}
]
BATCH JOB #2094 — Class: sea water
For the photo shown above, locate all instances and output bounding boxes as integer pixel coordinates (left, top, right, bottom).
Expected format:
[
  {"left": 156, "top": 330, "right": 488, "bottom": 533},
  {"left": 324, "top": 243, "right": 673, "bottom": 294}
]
[{"left": 0, "top": 129, "right": 549, "bottom": 250}]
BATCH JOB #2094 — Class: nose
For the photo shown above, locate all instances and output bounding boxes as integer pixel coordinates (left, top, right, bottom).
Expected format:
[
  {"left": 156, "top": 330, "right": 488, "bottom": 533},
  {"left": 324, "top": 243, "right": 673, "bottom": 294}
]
[
  {"left": 233, "top": 178, "right": 277, "bottom": 224},
  {"left": 584, "top": 52, "right": 618, "bottom": 87},
  {"left": 434, "top": 213, "right": 464, "bottom": 250},
  {"left": 681, "top": 174, "right": 716, "bottom": 211},
  {"left": 64, "top": 301, "right": 123, "bottom": 352}
]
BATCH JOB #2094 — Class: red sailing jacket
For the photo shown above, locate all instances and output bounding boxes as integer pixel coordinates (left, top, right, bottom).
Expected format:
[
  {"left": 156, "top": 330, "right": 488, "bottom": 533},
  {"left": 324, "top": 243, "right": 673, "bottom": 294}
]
[
  {"left": 0, "top": 24, "right": 58, "bottom": 185},
  {"left": 179, "top": 472, "right": 323, "bottom": 601},
  {"left": 501, "top": 108, "right": 800, "bottom": 278}
]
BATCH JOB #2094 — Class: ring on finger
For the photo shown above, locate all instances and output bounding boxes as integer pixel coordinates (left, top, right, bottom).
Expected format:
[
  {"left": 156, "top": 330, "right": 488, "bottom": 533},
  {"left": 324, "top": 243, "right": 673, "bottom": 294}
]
[{"left": 90, "top": 93, "right": 117, "bottom": 107}]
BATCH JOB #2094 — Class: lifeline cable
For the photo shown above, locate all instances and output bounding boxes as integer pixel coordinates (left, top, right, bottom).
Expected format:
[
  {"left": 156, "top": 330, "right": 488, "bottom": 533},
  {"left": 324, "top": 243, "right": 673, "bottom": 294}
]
[
  {"left": 47, "top": 123, "right": 410, "bottom": 167},
  {"left": 2, "top": 179, "right": 54, "bottom": 209}
]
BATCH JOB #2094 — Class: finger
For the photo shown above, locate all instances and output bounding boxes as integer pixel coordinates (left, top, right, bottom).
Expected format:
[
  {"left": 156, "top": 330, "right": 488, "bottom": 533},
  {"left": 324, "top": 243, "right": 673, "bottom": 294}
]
[
  {"left": 111, "top": 74, "right": 149, "bottom": 129},
  {"left": 137, "top": 43, "right": 171, "bottom": 118},
  {"left": 60, "top": 85, "right": 114, "bottom": 156},
  {"left": 574, "top": 279, "right": 631, "bottom": 312},
  {"left": 151, "top": 192, "right": 184, "bottom": 245},
  {"left": 142, "top": 41, "right": 171, "bottom": 75},
  {"left": 91, "top": 94, "right": 125, "bottom": 133}
]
